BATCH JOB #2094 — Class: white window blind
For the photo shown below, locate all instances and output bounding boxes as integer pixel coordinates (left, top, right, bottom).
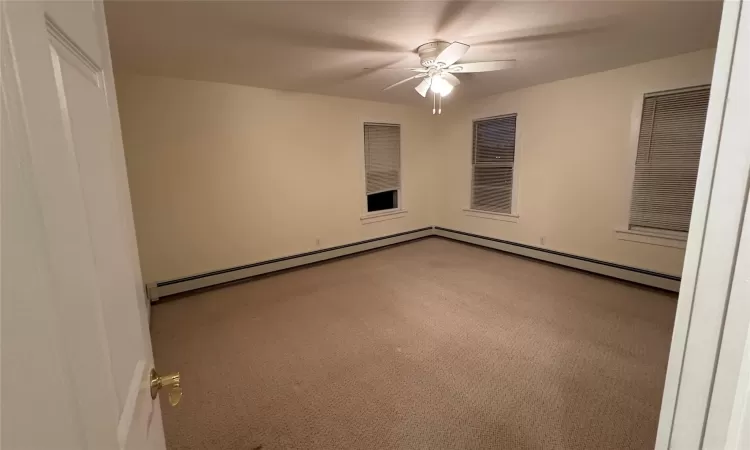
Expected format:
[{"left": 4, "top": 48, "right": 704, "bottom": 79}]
[
  {"left": 629, "top": 86, "right": 710, "bottom": 233},
  {"left": 471, "top": 114, "right": 517, "bottom": 214},
  {"left": 364, "top": 123, "right": 401, "bottom": 194}
]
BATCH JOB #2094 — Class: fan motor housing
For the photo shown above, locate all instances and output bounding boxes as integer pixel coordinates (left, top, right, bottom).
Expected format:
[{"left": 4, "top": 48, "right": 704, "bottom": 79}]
[{"left": 416, "top": 41, "right": 451, "bottom": 68}]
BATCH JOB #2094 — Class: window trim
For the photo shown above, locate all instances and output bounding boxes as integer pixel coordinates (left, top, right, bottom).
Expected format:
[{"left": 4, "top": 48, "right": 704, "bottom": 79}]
[
  {"left": 467, "top": 112, "right": 520, "bottom": 216},
  {"left": 462, "top": 209, "right": 520, "bottom": 223},
  {"left": 360, "top": 121, "right": 404, "bottom": 219},
  {"left": 360, "top": 208, "right": 408, "bottom": 224},
  {"left": 621, "top": 84, "right": 710, "bottom": 241},
  {"left": 615, "top": 228, "right": 687, "bottom": 249}
]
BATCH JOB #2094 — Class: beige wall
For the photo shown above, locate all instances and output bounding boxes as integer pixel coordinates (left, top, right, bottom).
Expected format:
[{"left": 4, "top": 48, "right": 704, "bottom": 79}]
[
  {"left": 433, "top": 49, "right": 716, "bottom": 276},
  {"left": 119, "top": 49, "right": 715, "bottom": 284},
  {"left": 117, "top": 74, "right": 436, "bottom": 283}
]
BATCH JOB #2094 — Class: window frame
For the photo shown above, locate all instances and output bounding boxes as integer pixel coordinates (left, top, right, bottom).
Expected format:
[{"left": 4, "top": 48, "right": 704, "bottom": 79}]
[
  {"left": 618, "top": 84, "right": 710, "bottom": 245},
  {"left": 466, "top": 113, "right": 520, "bottom": 218},
  {"left": 360, "top": 121, "right": 405, "bottom": 222}
]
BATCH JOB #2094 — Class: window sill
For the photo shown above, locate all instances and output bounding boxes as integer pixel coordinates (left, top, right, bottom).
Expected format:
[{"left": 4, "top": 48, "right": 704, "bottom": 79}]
[
  {"left": 615, "top": 228, "right": 687, "bottom": 249},
  {"left": 463, "top": 209, "right": 519, "bottom": 223},
  {"left": 360, "top": 209, "right": 407, "bottom": 224}
]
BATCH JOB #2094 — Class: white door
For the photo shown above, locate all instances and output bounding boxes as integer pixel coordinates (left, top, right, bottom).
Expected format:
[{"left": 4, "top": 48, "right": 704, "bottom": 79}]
[
  {"left": 655, "top": 0, "right": 750, "bottom": 449},
  {"left": 2, "top": 1, "right": 171, "bottom": 449}
]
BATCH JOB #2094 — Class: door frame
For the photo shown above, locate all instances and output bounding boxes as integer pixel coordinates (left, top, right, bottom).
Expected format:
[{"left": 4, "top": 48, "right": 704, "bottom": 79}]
[{"left": 655, "top": 0, "right": 750, "bottom": 448}]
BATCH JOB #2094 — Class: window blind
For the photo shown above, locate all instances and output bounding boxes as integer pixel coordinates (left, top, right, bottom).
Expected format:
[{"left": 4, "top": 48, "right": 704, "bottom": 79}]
[
  {"left": 629, "top": 87, "right": 710, "bottom": 232},
  {"left": 471, "top": 114, "right": 517, "bottom": 213},
  {"left": 364, "top": 123, "right": 401, "bottom": 194}
]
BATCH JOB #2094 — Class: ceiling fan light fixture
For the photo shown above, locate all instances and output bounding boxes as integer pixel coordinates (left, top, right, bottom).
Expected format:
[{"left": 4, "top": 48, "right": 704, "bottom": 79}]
[
  {"left": 439, "top": 83, "right": 453, "bottom": 97},
  {"left": 430, "top": 76, "right": 453, "bottom": 97},
  {"left": 377, "top": 41, "right": 515, "bottom": 112}
]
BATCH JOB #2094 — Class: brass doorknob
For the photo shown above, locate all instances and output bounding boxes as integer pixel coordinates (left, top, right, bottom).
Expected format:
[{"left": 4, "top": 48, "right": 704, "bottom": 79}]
[{"left": 150, "top": 369, "right": 182, "bottom": 406}]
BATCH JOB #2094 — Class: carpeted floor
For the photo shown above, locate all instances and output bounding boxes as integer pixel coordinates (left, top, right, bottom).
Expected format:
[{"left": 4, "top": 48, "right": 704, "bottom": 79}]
[{"left": 151, "top": 238, "right": 677, "bottom": 450}]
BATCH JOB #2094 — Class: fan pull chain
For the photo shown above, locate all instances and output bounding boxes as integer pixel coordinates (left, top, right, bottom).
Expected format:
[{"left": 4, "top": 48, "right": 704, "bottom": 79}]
[
  {"left": 432, "top": 91, "right": 436, "bottom": 115},
  {"left": 438, "top": 94, "right": 442, "bottom": 115}
]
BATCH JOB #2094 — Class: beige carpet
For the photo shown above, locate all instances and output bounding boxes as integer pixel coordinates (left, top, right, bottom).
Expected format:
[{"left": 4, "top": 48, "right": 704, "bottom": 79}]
[{"left": 151, "top": 238, "right": 676, "bottom": 450}]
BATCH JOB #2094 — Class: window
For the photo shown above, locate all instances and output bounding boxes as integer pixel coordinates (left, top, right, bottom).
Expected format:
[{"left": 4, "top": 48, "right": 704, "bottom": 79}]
[
  {"left": 470, "top": 114, "right": 517, "bottom": 214},
  {"left": 364, "top": 123, "right": 401, "bottom": 213},
  {"left": 629, "top": 86, "right": 710, "bottom": 233}
]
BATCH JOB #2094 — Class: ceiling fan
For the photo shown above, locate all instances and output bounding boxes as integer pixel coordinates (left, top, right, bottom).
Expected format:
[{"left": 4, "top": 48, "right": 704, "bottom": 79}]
[{"left": 382, "top": 40, "right": 516, "bottom": 114}]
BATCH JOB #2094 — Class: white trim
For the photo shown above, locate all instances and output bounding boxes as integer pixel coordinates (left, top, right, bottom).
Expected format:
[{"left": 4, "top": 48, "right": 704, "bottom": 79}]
[
  {"left": 704, "top": 180, "right": 750, "bottom": 449},
  {"left": 656, "top": 1, "right": 747, "bottom": 448},
  {"left": 146, "top": 283, "right": 160, "bottom": 303},
  {"left": 511, "top": 113, "right": 522, "bottom": 215},
  {"left": 622, "top": 91, "right": 645, "bottom": 228},
  {"left": 434, "top": 228, "right": 680, "bottom": 292},
  {"left": 149, "top": 228, "right": 432, "bottom": 300},
  {"left": 148, "top": 227, "right": 685, "bottom": 301},
  {"left": 615, "top": 228, "right": 687, "bottom": 249},
  {"left": 360, "top": 208, "right": 407, "bottom": 224},
  {"left": 463, "top": 208, "right": 519, "bottom": 223}
]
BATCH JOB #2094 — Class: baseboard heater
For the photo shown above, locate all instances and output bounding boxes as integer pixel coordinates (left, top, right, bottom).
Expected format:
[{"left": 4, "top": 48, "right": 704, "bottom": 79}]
[
  {"left": 147, "top": 227, "right": 433, "bottom": 301},
  {"left": 147, "top": 226, "right": 680, "bottom": 301},
  {"left": 433, "top": 227, "right": 680, "bottom": 292}
]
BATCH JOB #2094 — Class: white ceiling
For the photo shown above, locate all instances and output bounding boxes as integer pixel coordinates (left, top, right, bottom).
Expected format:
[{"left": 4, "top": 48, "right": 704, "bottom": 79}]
[{"left": 105, "top": 0, "right": 721, "bottom": 106}]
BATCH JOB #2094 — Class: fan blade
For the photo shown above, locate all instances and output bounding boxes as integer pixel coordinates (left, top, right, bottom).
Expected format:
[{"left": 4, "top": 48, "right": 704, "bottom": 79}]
[
  {"left": 442, "top": 72, "right": 460, "bottom": 86},
  {"left": 415, "top": 78, "right": 431, "bottom": 97},
  {"left": 467, "top": 19, "right": 610, "bottom": 48},
  {"left": 368, "top": 67, "right": 428, "bottom": 72},
  {"left": 448, "top": 60, "right": 516, "bottom": 73},
  {"left": 383, "top": 73, "right": 426, "bottom": 91},
  {"left": 435, "top": 1, "right": 495, "bottom": 36},
  {"left": 435, "top": 41, "right": 470, "bottom": 66},
  {"left": 435, "top": 1, "right": 472, "bottom": 35}
]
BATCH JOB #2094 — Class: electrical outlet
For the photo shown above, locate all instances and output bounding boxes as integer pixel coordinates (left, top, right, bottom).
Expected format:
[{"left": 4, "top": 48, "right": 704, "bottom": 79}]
[{"left": 540, "top": 236, "right": 546, "bottom": 246}]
